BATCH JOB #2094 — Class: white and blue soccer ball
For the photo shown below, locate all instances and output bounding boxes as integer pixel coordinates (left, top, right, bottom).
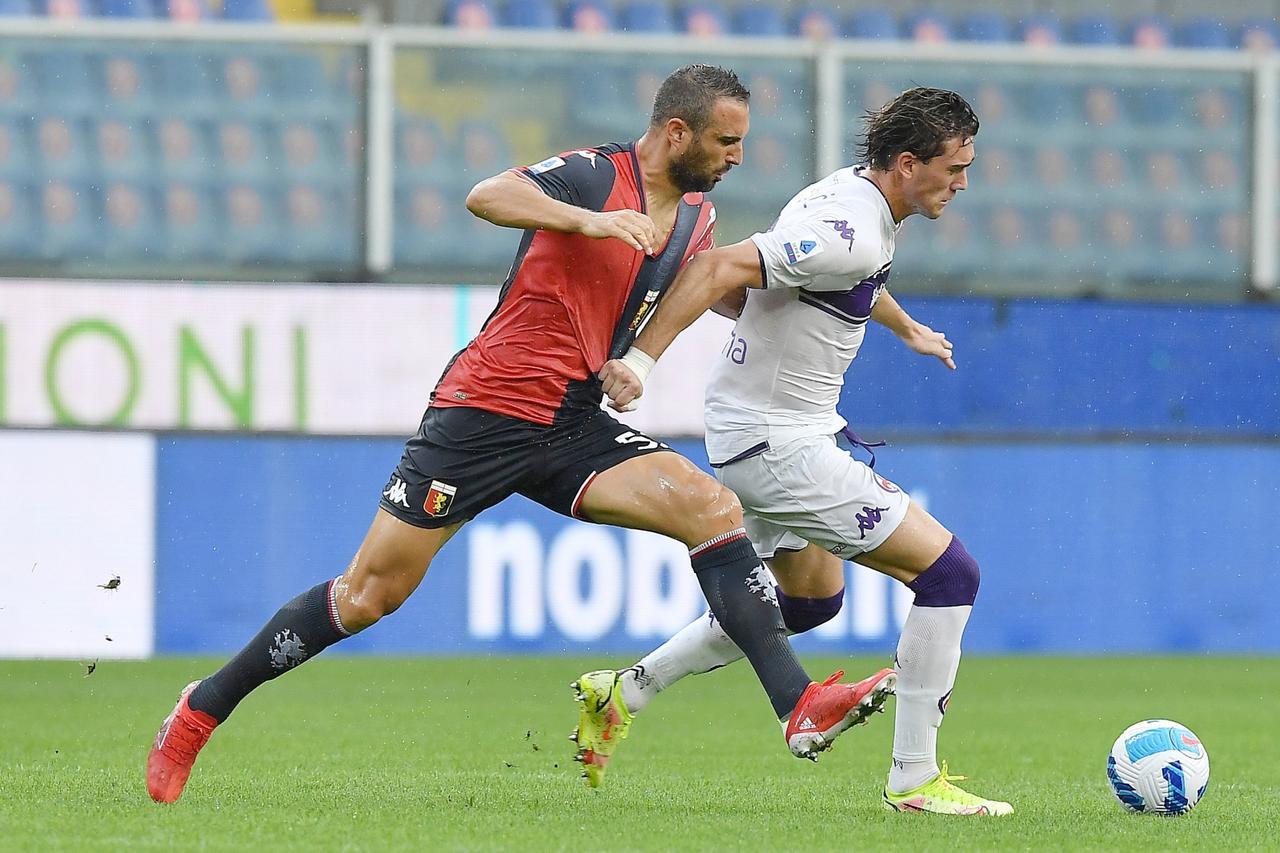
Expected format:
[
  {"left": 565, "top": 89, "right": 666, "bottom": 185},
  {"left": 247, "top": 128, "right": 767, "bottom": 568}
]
[{"left": 1107, "top": 719, "right": 1210, "bottom": 815}]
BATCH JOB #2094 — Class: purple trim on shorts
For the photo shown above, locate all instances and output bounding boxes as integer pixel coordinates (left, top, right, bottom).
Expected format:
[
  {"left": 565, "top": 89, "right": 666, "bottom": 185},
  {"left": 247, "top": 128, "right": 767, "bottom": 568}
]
[
  {"left": 908, "top": 536, "right": 980, "bottom": 607},
  {"left": 776, "top": 587, "right": 844, "bottom": 634}
]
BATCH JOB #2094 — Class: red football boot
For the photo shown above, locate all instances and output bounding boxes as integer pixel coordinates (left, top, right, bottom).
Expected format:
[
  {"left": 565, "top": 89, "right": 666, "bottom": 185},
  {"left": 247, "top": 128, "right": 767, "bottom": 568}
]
[
  {"left": 784, "top": 667, "right": 896, "bottom": 760},
  {"left": 147, "top": 681, "right": 218, "bottom": 803}
]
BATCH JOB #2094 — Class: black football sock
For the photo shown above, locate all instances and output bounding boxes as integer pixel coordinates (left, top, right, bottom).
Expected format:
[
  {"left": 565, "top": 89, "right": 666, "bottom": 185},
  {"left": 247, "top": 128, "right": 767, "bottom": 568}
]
[
  {"left": 188, "top": 580, "right": 351, "bottom": 723},
  {"left": 690, "top": 530, "right": 812, "bottom": 719}
]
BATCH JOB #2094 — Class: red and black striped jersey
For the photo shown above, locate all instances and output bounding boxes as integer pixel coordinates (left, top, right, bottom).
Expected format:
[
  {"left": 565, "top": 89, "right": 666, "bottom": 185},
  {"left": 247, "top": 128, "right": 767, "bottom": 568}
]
[{"left": 432, "top": 142, "right": 717, "bottom": 425}]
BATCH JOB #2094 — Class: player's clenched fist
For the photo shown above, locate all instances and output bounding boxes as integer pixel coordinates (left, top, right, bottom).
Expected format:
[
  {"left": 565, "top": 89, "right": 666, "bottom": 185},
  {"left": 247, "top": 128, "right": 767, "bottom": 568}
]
[
  {"left": 581, "top": 210, "right": 659, "bottom": 255},
  {"left": 598, "top": 347, "right": 655, "bottom": 412}
]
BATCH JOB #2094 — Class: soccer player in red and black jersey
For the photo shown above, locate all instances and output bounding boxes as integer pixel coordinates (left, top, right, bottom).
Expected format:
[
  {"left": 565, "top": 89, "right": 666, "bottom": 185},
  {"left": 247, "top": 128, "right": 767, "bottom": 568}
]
[{"left": 146, "top": 65, "right": 893, "bottom": 803}]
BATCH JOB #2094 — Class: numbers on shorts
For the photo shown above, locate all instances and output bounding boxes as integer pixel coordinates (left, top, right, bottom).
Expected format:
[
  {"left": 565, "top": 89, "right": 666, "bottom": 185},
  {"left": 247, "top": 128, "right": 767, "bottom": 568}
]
[
  {"left": 615, "top": 430, "right": 661, "bottom": 452},
  {"left": 722, "top": 331, "right": 748, "bottom": 364}
]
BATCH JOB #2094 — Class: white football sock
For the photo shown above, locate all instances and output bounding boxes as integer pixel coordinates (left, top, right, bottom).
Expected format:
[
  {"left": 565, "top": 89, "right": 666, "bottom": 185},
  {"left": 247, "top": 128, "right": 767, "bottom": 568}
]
[
  {"left": 619, "top": 610, "right": 742, "bottom": 714},
  {"left": 888, "top": 603, "right": 972, "bottom": 793}
]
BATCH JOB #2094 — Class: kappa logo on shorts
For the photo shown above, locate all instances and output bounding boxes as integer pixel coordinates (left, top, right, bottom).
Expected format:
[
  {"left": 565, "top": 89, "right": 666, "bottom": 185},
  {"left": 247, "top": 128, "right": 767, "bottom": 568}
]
[
  {"left": 874, "top": 474, "right": 900, "bottom": 493},
  {"left": 424, "top": 480, "right": 458, "bottom": 517},
  {"left": 854, "top": 505, "right": 891, "bottom": 539},
  {"left": 382, "top": 476, "right": 411, "bottom": 509}
]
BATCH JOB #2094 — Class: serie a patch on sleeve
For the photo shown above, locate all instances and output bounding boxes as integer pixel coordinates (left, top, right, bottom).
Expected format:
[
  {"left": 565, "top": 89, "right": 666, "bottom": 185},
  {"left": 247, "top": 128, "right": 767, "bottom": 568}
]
[
  {"left": 528, "top": 156, "right": 566, "bottom": 174},
  {"left": 781, "top": 236, "right": 822, "bottom": 265}
]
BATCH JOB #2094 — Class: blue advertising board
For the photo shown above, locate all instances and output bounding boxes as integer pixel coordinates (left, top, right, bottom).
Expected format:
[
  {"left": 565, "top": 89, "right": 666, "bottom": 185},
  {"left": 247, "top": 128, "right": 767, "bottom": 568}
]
[{"left": 155, "top": 435, "right": 1280, "bottom": 656}]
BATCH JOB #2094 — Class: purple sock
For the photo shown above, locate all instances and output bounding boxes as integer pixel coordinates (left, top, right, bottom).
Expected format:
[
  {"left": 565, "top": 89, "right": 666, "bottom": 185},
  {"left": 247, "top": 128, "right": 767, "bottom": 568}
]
[
  {"left": 776, "top": 587, "right": 844, "bottom": 633},
  {"left": 907, "top": 536, "right": 980, "bottom": 607}
]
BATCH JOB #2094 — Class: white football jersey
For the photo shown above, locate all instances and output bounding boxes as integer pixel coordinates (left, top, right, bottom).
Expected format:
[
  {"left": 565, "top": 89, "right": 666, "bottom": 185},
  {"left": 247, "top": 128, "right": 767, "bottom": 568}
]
[{"left": 704, "top": 167, "right": 899, "bottom": 465}]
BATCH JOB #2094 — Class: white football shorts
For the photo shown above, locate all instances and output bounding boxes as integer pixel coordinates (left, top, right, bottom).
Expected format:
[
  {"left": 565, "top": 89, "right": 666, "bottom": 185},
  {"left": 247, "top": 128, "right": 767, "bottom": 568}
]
[{"left": 713, "top": 433, "right": 911, "bottom": 560}]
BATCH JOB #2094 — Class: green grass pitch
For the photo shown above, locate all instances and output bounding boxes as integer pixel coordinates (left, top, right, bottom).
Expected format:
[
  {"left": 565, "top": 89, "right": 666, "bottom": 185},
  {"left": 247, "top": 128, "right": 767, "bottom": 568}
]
[{"left": 2, "top": 656, "right": 1277, "bottom": 851}]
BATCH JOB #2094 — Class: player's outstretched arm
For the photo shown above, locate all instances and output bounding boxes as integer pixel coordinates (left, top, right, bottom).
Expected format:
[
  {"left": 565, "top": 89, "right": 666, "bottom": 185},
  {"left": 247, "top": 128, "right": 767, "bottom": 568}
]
[
  {"left": 871, "top": 290, "right": 956, "bottom": 370},
  {"left": 466, "top": 172, "right": 657, "bottom": 254},
  {"left": 599, "top": 239, "right": 763, "bottom": 410}
]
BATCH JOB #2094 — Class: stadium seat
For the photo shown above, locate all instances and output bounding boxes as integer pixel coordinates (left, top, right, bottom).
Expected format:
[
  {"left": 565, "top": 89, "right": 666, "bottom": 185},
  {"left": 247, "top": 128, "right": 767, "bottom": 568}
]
[
  {"left": 618, "top": 0, "right": 673, "bottom": 33},
  {"left": 282, "top": 183, "right": 356, "bottom": 265},
  {"left": 31, "top": 50, "right": 97, "bottom": 115},
  {"left": 502, "top": 0, "right": 557, "bottom": 29},
  {"left": 215, "top": 120, "right": 273, "bottom": 183},
  {"left": 162, "top": 183, "right": 222, "bottom": 261},
  {"left": 0, "top": 180, "right": 39, "bottom": 257},
  {"left": 220, "top": 0, "right": 272, "bottom": 20},
  {"left": 272, "top": 51, "right": 345, "bottom": 119},
  {"left": 222, "top": 183, "right": 283, "bottom": 263},
  {"left": 0, "top": 119, "right": 32, "bottom": 179},
  {"left": 395, "top": 184, "right": 458, "bottom": 266},
  {"left": 1069, "top": 14, "right": 1121, "bottom": 46},
  {"left": 563, "top": 0, "right": 612, "bottom": 32},
  {"left": 155, "top": 50, "right": 220, "bottom": 118},
  {"left": 1238, "top": 18, "right": 1279, "bottom": 51},
  {"left": 455, "top": 120, "right": 510, "bottom": 181},
  {"left": 845, "top": 8, "right": 897, "bottom": 40},
  {"left": 39, "top": 180, "right": 101, "bottom": 260},
  {"left": 397, "top": 116, "right": 451, "bottom": 182},
  {"left": 96, "top": 0, "right": 155, "bottom": 18},
  {"left": 957, "top": 11, "right": 1010, "bottom": 42},
  {"left": 1128, "top": 16, "right": 1172, "bottom": 50},
  {"left": 1177, "top": 16, "right": 1230, "bottom": 49},
  {"left": 33, "top": 115, "right": 93, "bottom": 182},
  {"left": 1018, "top": 13, "right": 1061, "bottom": 46},
  {"left": 903, "top": 10, "right": 951, "bottom": 43},
  {"left": 790, "top": 5, "right": 838, "bottom": 40},
  {"left": 679, "top": 1, "right": 726, "bottom": 36},
  {"left": 99, "top": 54, "right": 156, "bottom": 118},
  {"left": 444, "top": 0, "right": 494, "bottom": 27},
  {"left": 219, "top": 54, "right": 274, "bottom": 116},
  {"left": 156, "top": 117, "right": 216, "bottom": 181},
  {"left": 101, "top": 181, "right": 160, "bottom": 258},
  {"left": 733, "top": 3, "right": 784, "bottom": 37},
  {"left": 95, "top": 119, "right": 153, "bottom": 180}
]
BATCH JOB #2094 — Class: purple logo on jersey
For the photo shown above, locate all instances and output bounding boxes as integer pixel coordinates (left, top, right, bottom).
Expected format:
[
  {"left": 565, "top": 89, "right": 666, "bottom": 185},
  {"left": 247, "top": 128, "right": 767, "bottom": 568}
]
[
  {"left": 855, "top": 505, "right": 890, "bottom": 539},
  {"left": 822, "top": 218, "right": 855, "bottom": 249}
]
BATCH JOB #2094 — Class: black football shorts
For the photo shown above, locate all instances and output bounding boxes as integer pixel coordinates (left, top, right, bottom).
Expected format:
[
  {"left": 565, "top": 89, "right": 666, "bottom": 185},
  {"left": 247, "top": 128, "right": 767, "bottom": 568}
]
[{"left": 378, "top": 405, "right": 671, "bottom": 529}]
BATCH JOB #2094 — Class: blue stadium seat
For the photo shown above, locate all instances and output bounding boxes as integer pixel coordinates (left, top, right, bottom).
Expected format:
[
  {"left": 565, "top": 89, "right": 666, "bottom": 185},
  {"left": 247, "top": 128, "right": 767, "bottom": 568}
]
[
  {"left": 397, "top": 116, "right": 451, "bottom": 182},
  {"left": 502, "top": 0, "right": 557, "bottom": 28},
  {"left": 222, "top": 183, "right": 283, "bottom": 263},
  {"left": 221, "top": 0, "right": 271, "bottom": 20},
  {"left": 1237, "top": 18, "right": 1279, "bottom": 51},
  {"left": 395, "top": 184, "right": 458, "bottom": 267},
  {"left": 156, "top": 117, "right": 216, "bottom": 181},
  {"left": 1177, "top": 16, "right": 1230, "bottom": 49},
  {"left": 1018, "top": 13, "right": 1061, "bottom": 45},
  {"left": 39, "top": 180, "right": 101, "bottom": 260},
  {"left": 95, "top": 118, "right": 153, "bottom": 180},
  {"left": 733, "top": 3, "right": 784, "bottom": 37},
  {"left": 0, "top": 180, "right": 39, "bottom": 257},
  {"left": 845, "top": 8, "right": 897, "bottom": 40},
  {"left": 214, "top": 120, "right": 273, "bottom": 183},
  {"left": 0, "top": 119, "right": 32, "bottom": 179},
  {"left": 155, "top": 50, "right": 219, "bottom": 118},
  {"left": 98, "top": 53, "right": 157, "bottom": 118},
  {"left": 272, "top": 51, "right": 344, "bottom": 119},
  {"left": 1069, "top": 14, "right": 1121, "bottom": 45},
  {"left": 32, "top": 115, "right": 94, "bottom": 182},
  {"left": 96, "top": 0, "right": 155, "bottom": 18},
  {"left": 218, "top": 53, "right": 274, "bottom": 117},
  {"left": 0, "top": 54, "right": 35, "bottom": 119},
  {"left": 161, "top": 183, "right": 222, "bottom": 261},
  {"left": 101, "top": 181, "right": 161, "bottom": 258},
  {"left": 563, "top": 0, "right": 612, "bottom": 31},
  {"left": 282, "top": 183, "right": 356, "bottom": 265},
  {"left": 278, "top": 119, "right": 344, "bottom": 184},
  {"left": 790, "top": 5, "right": 838, "bottom": 39},
  {"left": 455, "top": 120, "right": 511, "bottom": 182},
  {"left": 618, "top": 0, "right": 672, "bottom": 32},
  {"left": 0, "top": 0, "right": 35, "bottom": 14},
  {"left": 31, "top": 50, "right": 97, "bottom": 115},
  {"left": 903, "top": 10, "right": 951, "bottom": 42},
  {"left": 444, "top": 0, "right": 494, "bottom": 27},
  {"left": 957, "top": 11, "right": 1010, "bottom": 42},
  {"left": 679, "top": 0, "right": 727, "bottom": 36},
  {"left": 1128, "top": 16, "right": 1172, "bottom": 49}
]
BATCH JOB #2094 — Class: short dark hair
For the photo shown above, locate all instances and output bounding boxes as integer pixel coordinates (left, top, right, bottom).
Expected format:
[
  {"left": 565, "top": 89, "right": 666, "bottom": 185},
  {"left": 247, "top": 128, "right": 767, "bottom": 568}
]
[
  {"left": 650, "top": 64, "right": 750, "bottom": 133},
  {"left": 860, "top": 87, "right": 979, "bottom": 170}
]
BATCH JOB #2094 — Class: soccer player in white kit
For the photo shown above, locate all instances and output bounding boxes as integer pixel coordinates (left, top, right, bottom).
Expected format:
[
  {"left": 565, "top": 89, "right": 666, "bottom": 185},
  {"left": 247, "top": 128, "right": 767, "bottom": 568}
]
[{"left": 577, "top": 87, "right": 1012, "bottom": 815}]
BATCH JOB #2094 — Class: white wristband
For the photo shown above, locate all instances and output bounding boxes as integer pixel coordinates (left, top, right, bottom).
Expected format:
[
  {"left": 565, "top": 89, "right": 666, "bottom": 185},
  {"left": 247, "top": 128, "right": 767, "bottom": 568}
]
[{"left": 618, "top": 347, "right": 655, "bottom": 386}]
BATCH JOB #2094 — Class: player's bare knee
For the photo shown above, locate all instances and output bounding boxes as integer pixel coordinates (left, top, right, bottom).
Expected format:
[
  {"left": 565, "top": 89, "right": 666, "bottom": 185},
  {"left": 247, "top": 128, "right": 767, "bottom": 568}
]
[
  {"left": 683, "top": 479, "right": 744, "bottom": 539},
  {"left": 336, "top": 561, "right": 412, "bottom": 631}
]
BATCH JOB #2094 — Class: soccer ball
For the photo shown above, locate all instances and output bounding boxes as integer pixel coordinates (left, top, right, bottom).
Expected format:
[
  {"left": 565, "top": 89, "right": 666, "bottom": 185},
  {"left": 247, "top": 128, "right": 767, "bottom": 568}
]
[{"left": 1106, "top": 719, "right": 1209, "bottom": 815}]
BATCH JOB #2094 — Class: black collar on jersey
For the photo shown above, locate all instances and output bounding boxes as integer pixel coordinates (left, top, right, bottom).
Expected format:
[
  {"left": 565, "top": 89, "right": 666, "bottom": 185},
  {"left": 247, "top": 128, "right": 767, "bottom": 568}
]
[{"left": 608, "top": 196, "right": 703, "bottom": 360}]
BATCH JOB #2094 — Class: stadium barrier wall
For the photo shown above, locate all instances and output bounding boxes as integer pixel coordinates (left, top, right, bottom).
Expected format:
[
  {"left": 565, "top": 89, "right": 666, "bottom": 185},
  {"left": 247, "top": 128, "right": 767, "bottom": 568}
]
[{"left": 2, "top": 280, "right": 1278, "bottom": 437}]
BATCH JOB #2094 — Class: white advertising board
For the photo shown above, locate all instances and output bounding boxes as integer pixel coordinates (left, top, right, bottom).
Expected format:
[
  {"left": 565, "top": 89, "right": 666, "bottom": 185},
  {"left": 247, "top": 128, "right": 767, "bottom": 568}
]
[
  {"left": 0, "top": 279, "right": 731, "bottom": 437},
  {"left": 0, "top": 431, "right": 155, "bottom": 659}
]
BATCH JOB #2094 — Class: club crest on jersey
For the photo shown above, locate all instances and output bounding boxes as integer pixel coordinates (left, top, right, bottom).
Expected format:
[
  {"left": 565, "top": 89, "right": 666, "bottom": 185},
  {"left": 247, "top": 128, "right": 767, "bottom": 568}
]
[
  {"left": 528, "top": 156, "right": 565, "bottom": 174},
  {"left": 782, "top": 238, "right": 820, "bottom": 265},
  {"left": 424, "top": 480, "right": 458, "bottom": 517},
  {"left": 875, "top": 474, "right": 900, "bottom": 493}
]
